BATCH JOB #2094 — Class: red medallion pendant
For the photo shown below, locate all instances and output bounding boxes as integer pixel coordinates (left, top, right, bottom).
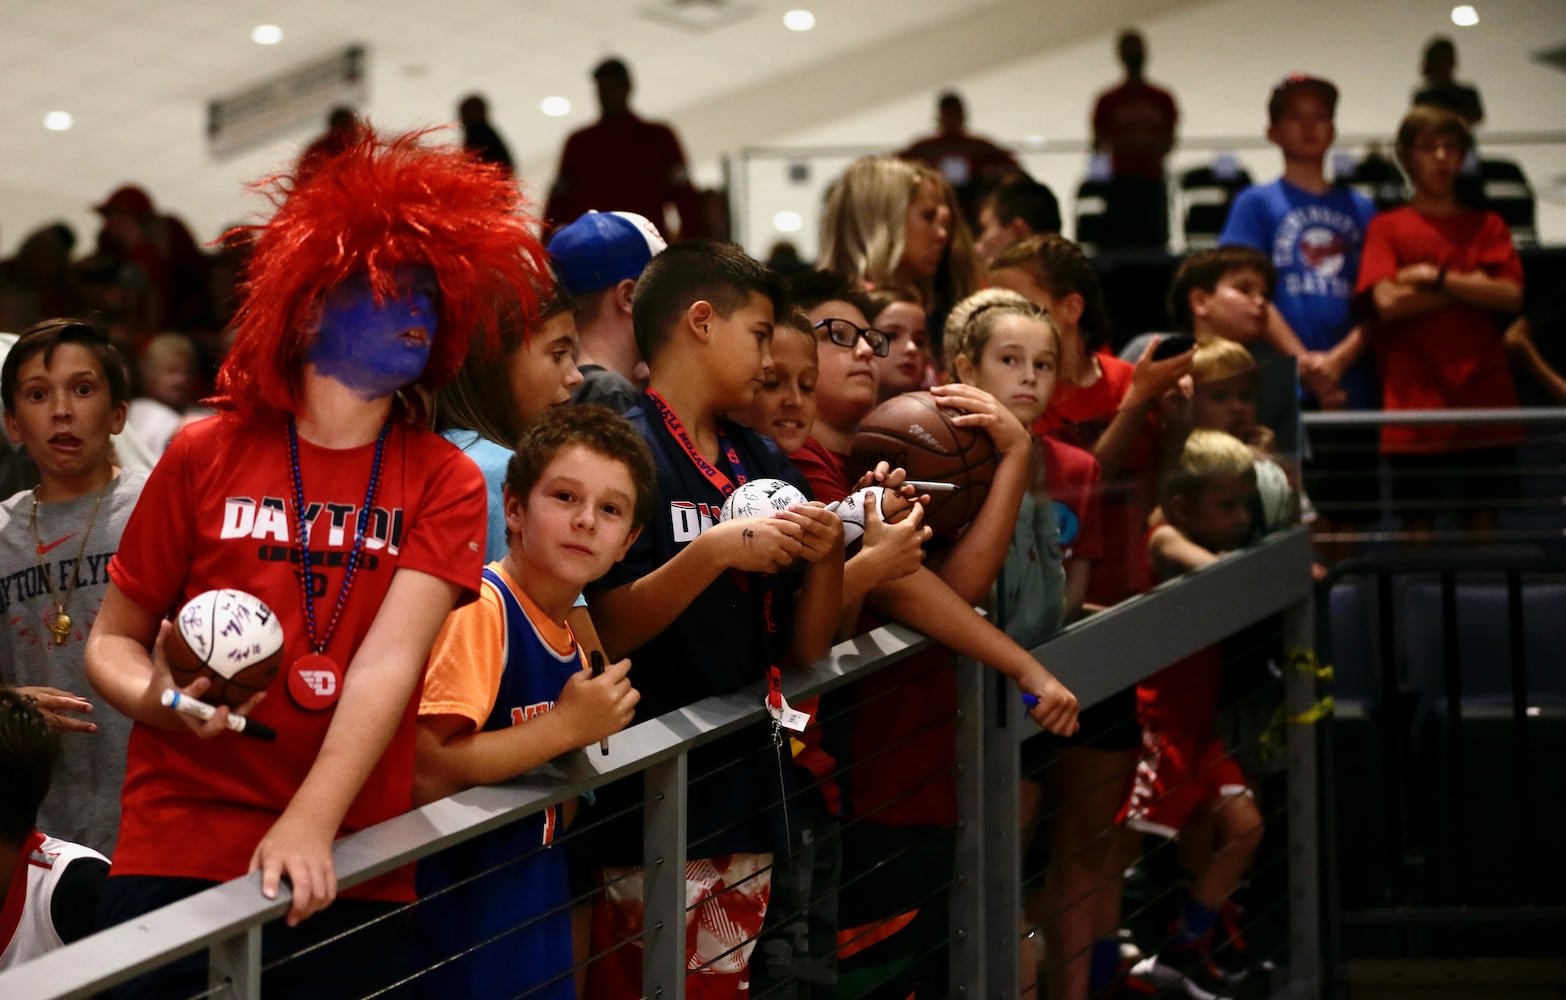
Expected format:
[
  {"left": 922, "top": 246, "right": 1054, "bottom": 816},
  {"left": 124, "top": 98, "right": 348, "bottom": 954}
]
[{"left": 287, "top": 653, "right": 343, "bottom": 711}]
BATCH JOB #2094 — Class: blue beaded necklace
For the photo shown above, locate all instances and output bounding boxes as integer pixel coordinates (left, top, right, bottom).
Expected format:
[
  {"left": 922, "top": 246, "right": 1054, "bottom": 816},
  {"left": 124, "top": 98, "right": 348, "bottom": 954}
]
[{"left": 286, "top": 416, "right": 393, "bottom": 662}]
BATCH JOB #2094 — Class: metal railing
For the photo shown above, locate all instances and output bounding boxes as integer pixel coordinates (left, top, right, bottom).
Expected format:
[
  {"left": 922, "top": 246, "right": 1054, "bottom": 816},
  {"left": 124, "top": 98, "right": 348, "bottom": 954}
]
[
  {"left": 0, "top": 528, "right": 1316, "bottom": 1000},
  {"left": 1299, "top": 406, "right": 1566, "bottom": 554},
  {"left": 1301, "top": 407, "right": 1566, "bottom": 428}
]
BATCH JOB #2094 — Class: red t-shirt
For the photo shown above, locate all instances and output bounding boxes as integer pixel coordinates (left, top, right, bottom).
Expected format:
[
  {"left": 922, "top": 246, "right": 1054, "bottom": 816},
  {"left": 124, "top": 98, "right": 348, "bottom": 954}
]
[
  {"left": 1091, "top": 81, "right": 1178, "bottom": 179},
  {"left": 543, "top": 113, "right": 702, "bottom": 238},
  {"left": 1136, "top": 647, "right": 1223, "bottom": 741},
  {"left": 1357, "top": 206, "right": 1524, "bottom": 454},
  {"left": 779, "top": 438, "right": 848, "bottom": 812},
  {"left": 1038, "top": 436, "right": 1104, "bottom": 568},
  {"left": 108, "top": 414, "right": 486, "bottom": 901},
  {"left": 789, "top": 437, "right": 848, "bottom": 505},
  {"left": 1036, "top": 351, "right": 1159, "bottom": 606},
  {"left": 789, "top": 438, "right": 957, "bottom": 827},
  {"left": 1137, "top": 527, "right": 1220, "bottom": 739}
]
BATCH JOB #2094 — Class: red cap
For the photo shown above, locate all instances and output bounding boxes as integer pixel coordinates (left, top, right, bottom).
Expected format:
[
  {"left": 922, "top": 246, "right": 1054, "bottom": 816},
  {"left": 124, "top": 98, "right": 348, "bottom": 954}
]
[{"left": 95, "top": 185, "right": 155, "bottom": 216}]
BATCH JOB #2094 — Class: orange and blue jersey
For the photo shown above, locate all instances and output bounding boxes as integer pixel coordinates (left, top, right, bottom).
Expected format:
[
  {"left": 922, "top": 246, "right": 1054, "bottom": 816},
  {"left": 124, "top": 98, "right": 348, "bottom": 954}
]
[{"left": 414, "top": 563, "right": 581, "bottom": 1000}]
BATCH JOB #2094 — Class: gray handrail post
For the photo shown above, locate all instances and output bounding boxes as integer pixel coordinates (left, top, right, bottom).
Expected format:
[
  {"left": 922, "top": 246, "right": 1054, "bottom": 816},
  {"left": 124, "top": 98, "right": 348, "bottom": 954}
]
[
  {"left": 209, "top": 925, "right": 260, "bottom": 999},
  {"left": 643, "top": 752, "right": 689, "bottom": 999},
  {"left": 1284, "top": 593, "right": 1322, "bottom": 996},
  {"left": 982, "top": 662, "right": 1025, "bottom": 998},
  {"left": 949, "top": 656, "right": 988, "bottom": 997}
]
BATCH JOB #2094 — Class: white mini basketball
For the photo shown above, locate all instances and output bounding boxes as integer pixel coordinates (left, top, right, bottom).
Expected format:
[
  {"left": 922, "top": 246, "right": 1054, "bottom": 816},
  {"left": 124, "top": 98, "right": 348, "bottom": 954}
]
[
  {"left": 166, "top": 589, "right": 286, "bottom": 707},
  {"left": 834, "top": 487, "right": 885, "bottom": 547},
  {"left": 1255, "top": 458, "right": 1295, "bottom": 534},
  {"left": 832, "top": 486, "right": 918, "bottom": 547},
  {"left": 719, "top": 478, "right": 808, "bottom": 522}
]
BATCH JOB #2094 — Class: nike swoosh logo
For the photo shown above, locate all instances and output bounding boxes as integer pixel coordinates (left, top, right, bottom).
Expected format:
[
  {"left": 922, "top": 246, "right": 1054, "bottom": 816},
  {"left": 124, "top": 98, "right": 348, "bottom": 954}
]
[{"left": 37, "top": 534, "right": 77, "bottom": 556}]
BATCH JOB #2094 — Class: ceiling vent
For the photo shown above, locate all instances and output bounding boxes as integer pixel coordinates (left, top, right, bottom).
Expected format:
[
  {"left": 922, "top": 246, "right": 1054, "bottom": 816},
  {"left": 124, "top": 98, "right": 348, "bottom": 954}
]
[
  {"left": 1534, "top": 43, "right": 1566, "bottom": 74},
  {"left": 638, "top": 0, "right": 758, "bottom": 34}
]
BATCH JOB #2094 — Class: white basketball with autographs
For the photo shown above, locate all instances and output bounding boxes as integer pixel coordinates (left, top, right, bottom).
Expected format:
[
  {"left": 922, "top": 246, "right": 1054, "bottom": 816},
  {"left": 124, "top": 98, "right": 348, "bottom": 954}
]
[
  {"left": 833, "top": 487, "right": 885, "bottom": 547},
  {"left": 719, "top": 478, "right": 808, "bottom": 522},
  {"left": 165, "top": 589, "right": 286, "bottom": 708}
]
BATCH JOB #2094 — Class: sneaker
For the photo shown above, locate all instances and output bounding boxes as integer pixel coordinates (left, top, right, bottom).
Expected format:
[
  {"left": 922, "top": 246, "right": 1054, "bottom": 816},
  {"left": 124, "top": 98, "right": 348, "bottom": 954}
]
[
  {"left": 1126, "top": 942, "right": 1237, "bottom": 1000},
  {"left": 1091, "top": 931, "right": 1149, "bottom": 998},
  {"left": 1210, "top": 900, "right": 1274, "bottom": 983}
]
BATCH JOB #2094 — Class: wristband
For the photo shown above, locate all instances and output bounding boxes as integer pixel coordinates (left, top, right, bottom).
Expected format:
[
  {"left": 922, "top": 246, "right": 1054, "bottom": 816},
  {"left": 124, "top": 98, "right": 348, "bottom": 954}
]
[{"left": 1434, "top": 266, "right": 1447, "bottom": 292}]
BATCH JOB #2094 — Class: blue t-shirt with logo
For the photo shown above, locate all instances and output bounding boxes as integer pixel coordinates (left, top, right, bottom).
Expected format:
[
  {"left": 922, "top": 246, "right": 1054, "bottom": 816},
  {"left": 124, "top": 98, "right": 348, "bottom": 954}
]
[{"left": 1221, "top": 179, "right": 1377, "bottom": 408}]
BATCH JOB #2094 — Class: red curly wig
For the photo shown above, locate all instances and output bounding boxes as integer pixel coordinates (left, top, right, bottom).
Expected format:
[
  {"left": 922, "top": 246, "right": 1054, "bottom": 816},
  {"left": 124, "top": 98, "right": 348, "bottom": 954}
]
[{"left": 214, "top": 128, "right": 547, "bottom": 419}]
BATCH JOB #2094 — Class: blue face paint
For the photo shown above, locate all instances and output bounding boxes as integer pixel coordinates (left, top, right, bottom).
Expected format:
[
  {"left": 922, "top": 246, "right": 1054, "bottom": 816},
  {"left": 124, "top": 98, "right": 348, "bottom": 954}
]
[{"left": 308, "top": 272, "right": 436, "bottom": 400}]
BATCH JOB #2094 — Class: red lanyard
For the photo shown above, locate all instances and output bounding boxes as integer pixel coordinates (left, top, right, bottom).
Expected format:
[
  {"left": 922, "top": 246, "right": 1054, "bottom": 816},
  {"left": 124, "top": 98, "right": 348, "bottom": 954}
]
[
  {"left": 646, "top": 390, "right": 782, "bottom": 710},
  {"left": 646, "top": 389, "right": 748, "bottom": 496}
]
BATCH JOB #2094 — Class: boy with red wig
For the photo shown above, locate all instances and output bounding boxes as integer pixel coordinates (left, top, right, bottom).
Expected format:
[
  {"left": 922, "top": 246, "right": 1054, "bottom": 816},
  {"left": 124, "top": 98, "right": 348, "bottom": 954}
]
[{"left": 86, "top": 131, "right": 547, "bottom": 998}]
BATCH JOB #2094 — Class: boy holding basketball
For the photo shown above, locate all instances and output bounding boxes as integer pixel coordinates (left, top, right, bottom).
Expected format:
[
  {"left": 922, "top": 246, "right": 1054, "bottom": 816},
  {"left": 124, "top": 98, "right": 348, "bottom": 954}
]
[
  {"left": 581, "top": 240, "right": 844, "bottom": 999},
  {"left": 0, "top": 319, "right": 146, "bottom": 856},
  {"left": 411, "top": 404, "right": 648, "bottom": 999},
  {"left": 85, "top": 133, "right": 541, "bottom": 997}
]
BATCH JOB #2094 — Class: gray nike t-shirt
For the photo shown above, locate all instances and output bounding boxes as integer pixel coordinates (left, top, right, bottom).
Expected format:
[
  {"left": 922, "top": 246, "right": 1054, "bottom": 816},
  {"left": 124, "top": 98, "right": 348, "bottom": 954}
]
[{"left": 0, "top": 470, "right": 147, "bottom": 854}]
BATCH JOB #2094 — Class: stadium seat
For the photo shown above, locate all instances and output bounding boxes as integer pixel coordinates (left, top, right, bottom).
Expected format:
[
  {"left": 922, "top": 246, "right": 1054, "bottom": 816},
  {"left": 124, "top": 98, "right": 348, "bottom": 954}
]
[
  {"left": 1479, "top": 157, "right": 1537, "bottom": 246},
  {"left": 1321, "top": 579, "right": 1397, "bottom": 910},
  {"left": 1341, "top": 152, "right": 1408, "bottom": 213},
  {"left": 1178, "top": 163, "right": 1253, "bottom": 249},
  {"left": 1396, "top": 577, "right": 1566, "bottom": 910},
  {"left": 1397, "top": 578, "right": 1566, "bottom": 702},
  {"left": 1073, "top": 178, "right": 1114, "bottom": 250}
]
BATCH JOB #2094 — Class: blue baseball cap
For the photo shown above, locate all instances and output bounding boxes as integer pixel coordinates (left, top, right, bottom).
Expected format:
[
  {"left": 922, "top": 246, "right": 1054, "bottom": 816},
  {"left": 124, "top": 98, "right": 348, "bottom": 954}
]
[{"left": 547, "top": 211, "right": 668, "bottom": 295}]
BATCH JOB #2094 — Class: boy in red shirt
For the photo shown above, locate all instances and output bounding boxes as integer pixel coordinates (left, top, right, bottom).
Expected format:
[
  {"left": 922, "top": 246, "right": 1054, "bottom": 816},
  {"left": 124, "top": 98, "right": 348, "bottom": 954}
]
[
  {"left": 85, "top": 132, "right": 543, "bottom": 997},
  {"left": 1357, "top": 105, "right": 1524, "bottom": 541},
  {"left": 1126, "top": 430, "right": 1265, "bottom": 999}
]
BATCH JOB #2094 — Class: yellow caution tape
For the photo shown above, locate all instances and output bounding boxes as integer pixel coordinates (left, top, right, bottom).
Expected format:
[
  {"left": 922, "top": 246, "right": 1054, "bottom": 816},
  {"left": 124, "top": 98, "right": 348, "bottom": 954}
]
[
  {"left": 1288, "top": 696, "right": 1335, "bottom": 725},
  {"left": 1286, "top": 649, "right": 1334, "bottom": 682}
]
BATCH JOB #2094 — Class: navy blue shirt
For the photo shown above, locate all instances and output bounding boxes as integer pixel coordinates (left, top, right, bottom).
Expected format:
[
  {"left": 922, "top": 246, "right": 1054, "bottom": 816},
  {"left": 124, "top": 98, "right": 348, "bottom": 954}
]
[{"left": 587, "top": 397, "right": 808, "bottom": 863}]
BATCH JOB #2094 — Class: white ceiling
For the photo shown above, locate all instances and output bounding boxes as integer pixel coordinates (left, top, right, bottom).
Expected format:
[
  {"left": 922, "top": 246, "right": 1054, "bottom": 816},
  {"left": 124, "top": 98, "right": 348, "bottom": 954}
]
[
  {"left": 2, "top": 0, "right": 1562, "bottom": 254},
  {"left": 0, "top": 0, "right": 1047, "bottom": 247}
]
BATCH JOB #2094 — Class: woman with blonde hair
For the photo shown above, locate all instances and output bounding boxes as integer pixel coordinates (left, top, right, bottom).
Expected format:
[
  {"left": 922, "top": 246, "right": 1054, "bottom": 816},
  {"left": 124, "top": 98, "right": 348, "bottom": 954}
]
[{"left": 819, "top": 156, "right": 981, "bottom": 359}]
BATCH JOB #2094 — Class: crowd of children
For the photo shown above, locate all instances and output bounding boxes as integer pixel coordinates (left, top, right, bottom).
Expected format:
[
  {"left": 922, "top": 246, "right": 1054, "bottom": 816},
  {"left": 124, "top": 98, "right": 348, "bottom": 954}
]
[{"left": 0, "top": 61, "right": 1538, "bottom": 1000}]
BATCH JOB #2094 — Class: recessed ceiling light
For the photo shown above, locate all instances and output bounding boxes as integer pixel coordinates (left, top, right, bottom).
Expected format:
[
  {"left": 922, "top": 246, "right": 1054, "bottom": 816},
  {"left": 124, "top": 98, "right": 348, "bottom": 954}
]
[
  {"left": 540, "top": 96, "right": 572, "bottom": 118},
  {"left": 783, "top": 9, "right": 815, "bottom": 32},
  {"left": 1450, "top": 4, "right": 1479, "bottom": 26},
  {"left": 773, "top": 211, "right": 803, "bottom": 232},
  {"left": 251, "top": 24, "right": 284, "bottom": 45},
  {"left": 43, "top": 111, "right": 74, "bottom": 131}
]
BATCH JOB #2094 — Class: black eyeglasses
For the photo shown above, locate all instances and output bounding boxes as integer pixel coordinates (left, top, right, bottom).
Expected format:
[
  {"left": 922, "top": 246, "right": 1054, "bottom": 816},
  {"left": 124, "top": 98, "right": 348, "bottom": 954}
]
[{"left": 813, "top": 318, "right": 891, "bottom": 357}]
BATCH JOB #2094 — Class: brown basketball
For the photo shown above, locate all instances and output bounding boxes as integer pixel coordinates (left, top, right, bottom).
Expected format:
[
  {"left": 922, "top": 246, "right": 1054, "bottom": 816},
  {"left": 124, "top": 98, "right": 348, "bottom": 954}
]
[
  {"left": 164, "top": 589, "right": 286, "bottom": 708},
  {"left": 849, "top": 391, "right": 998, "bottom": 538}
]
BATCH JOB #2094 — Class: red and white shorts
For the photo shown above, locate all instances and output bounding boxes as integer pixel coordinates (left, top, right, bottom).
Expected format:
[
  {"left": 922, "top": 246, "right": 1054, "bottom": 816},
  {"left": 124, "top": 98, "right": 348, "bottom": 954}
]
[
  {"left": 1122, "top": 733, "right": 1250, "bottom": 839},
  {"left": 585, "top": 852, "right": 773, "bottom": 1000}
]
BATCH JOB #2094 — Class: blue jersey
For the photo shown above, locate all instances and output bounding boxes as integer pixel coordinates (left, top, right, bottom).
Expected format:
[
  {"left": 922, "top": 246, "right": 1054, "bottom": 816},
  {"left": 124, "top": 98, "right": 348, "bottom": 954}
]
[
  {"left": 586, "top": 394, "right": 806, "bottom": 865},
  {"left": 414, "top": 566, "right": 580, "bottom": 1000},
  {"left": 1221, "top": 179, "right": 1377, "bottom": 408}
]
